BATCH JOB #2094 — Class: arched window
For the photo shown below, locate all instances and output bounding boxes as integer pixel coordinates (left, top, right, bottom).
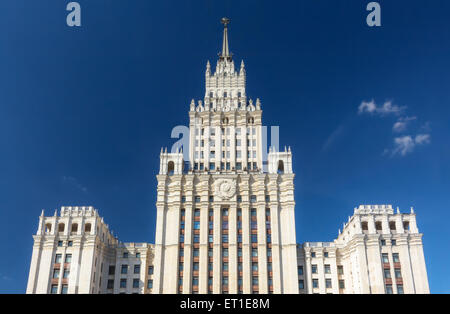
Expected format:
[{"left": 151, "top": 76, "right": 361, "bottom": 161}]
[
  {"left": 85, "top": 223, "right": 92, "bottom": 233},
  {"left": 58, "top": 223, "right": 65, "bottom": 233},
  {"left": 168, "top": 161, "right": 175, "bottom": 176},
  {"left": 71, "top": 223, "right": 78, "bottom": 234},
  {"left": 45, "top": 223, "right": 52, "bottom": 234},
  {"left": 277, "top": 160, "right": 284, "bottom": 174},
  {"left": 248, "top": 117, "right": 254, "bottom": 124}
]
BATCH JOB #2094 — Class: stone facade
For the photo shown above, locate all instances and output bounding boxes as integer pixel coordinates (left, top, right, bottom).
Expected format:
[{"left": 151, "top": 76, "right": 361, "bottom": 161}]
[
  {"left": 297, "top": 205, "right": 429, "bottom": 294},
  {"left": 26, "top": 19, "right": 429, "bottom": 294}
]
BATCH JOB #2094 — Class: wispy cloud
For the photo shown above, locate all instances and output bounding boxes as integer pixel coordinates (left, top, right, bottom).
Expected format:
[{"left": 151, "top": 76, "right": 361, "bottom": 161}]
[
  {"left": 392, "top": 116, "right": 417, "bottom": 133},
  {"left": 322, "top": 124, "right": 345, "bottom": 152},
  {"left": 387, "top": 134, "right": 431, "bottom": 156},
  {"left": 358, "top": 99, "right": 431, "bottom": 157},
  {"left": 62, "top": 176, "right": 88, "bottom": 193},
  {"left": 358, "top": 100, "right": 405, "bottom": 116}
]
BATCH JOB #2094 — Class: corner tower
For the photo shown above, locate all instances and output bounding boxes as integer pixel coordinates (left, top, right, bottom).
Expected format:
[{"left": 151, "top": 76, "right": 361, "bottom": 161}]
[{"left": 153, "top": 18, "right": 298, "bottom": 294}]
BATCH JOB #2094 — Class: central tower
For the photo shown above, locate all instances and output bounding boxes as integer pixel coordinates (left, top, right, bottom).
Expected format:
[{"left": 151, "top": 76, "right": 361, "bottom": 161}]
[{"left": 152, "top": 18, "right": 298, "bottom": 294}]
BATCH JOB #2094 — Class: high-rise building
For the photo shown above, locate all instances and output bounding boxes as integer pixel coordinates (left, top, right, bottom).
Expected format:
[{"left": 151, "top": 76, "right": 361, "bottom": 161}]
[{"left": 26, "top": 18, "right": 429, "bottom": 294}]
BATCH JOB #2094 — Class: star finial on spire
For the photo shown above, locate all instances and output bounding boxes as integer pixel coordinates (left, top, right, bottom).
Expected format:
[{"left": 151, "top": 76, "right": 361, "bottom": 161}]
[{"left": 220, "top": 17, "right": 232, "bottom": 60}]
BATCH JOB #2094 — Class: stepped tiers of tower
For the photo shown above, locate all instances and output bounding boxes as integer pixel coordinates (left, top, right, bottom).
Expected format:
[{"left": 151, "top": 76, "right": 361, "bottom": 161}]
[{"left": 26, "top": 18, "right": 429, "bottom": 294}]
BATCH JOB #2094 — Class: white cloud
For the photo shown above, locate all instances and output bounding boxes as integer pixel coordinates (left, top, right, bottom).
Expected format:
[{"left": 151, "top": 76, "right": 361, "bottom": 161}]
[
  {"left": 415, "top": 134, "right": 431, "bottom": 145},
  {"left": 358, "top": 100, "right": 405, "bottom": 116},
  {"left": 62, "top": 176, "right": 88, "bottom": 193},
  {"left": 390, "top": 133, "right": 431, "bottom": 156},
  {"left": 358, "top": 100, "right": 377, "bottom": 114},
  {"left": 392, "top": 116, "right": 417, "bottom": 133}
]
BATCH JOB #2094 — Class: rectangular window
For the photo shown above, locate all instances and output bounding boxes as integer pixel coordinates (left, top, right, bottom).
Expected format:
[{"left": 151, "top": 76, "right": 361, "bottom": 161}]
[
  {"left": 298, "top": 266, "right": 303, "bottom": 276},
  {"left": 148, "top": 266, "right": 154, "bottom": 275},
  {"left": 250, "top": 195, "right": 257, "bottom": 203},
  {"left": 209, "top": 162, "right": 215, "bottom": 170},
  {"left": 123, "top": 252, "right": 128, "bottom": 258},
  {"left": 121, "top": 265, "right": 128, "bottom": 274},
  {"left": 136, "top": 252, "right": 140, "bottom": 258},
  {"left": 252, "top": 277, "right": 258, "bottom": 285},
  {"left": 192, "top": 277, "right": 199, "bottom": 286},
  {"left": 312, "top": 265, "right": 317, "bottom": 274},
  {"left": 193, "top": 262, "right": 199, "bottom": 271},
  {"left": 324, "top": 252, "right": 329, "bottom": 258},
  {"left": 107, "top": 279, "right": 114, "bottom": 289},
  {"left": 195, "top": 196, "right": 201, "bottom": 203},
  {"left": 63, "top": 269, "right": 70, "bottom": 279},
  {"left": 382, "top": 253, "right": 389, "bottom": 263},
  {"left": 134, "top": 265, "right": 140, "bottom": 274},
  {"left": 222, "top": 235, "right": 229, "bottom": 243},
  {"left": 133, "top": 279, "right": 139, "bottom": 288},
  {"left": 223, "top": 248, "right": 229, "bottom": 257},
  {"left": 384, "top": 269, "right": 391, "bottom": 278},
  {"left": 252, "top": 248, "right": 258, "bottom": 257},
  {"left": 386, "top": 284, "right": 393, "bottom": 294},
  {"left": 251, "top": 234, "right": 257, "bottom": 243},
  {"left": 223, "top": 262, "right": 229, "bottom": 271},
  {"left": 120, "top": 279, "right": 127, "bottom": 288},
  {"left": 391, "top": 239, "right": 396, "bottom": 246},
  {"left": 395, "top": 268, "right": 402, "bottom": 278},
  {"left": 109, "top": 265, "right": 115, "bottom": 275},
  {"left": 55, "top": 254, "right": 62, "bottom": 263},
  {"left": 312, "top": 279, "right": 318, "bottom": 288},
  {"left": 147, "top": 279, "right": 153, "bottom": 289},
  {"left": 397, "top": 284, "right": 404, "bottom": 294},
  {"left": 337, "top": 265, "right": 344, "bottom": 275},
  {"left": 236, "top": 162, "right": 242, "bottom": 170},
  {"left": 50, "top": 285, "right": 58, "bottom": 294},
  {"left": 65, "top": 254, "right": 72, "bottom": 263},
  {"left": 53, "top": 269, "right": 60, "bottom": 279},
  {"left": 393, "top": 253, "right": 400, "bottom": 263},
  {"left": 339, "top": 280, "right": 345, "bottom": 289},
  {"left": 324, "top": 264, "right": 331, "bottom": 274},
  {"left": 299, "top": 280, "right": 304, "bottom": 289},
  {"left": 381, "top": 239, "right": 386, "bottom": 246},
  {"left": 326, "top": 279, "right": 332, "bottom": 289},
  {"left": 193, "top": 249, "right": 199, "bottom": 257},
  {"left": 61, "top": 285, "right": 68, "bottom": 294},
  {"left": 194, "top": 221, "right": 200, "bottom": 230},
  {"left": 68, "top": 241, "right": 73, "bottom": 247}
]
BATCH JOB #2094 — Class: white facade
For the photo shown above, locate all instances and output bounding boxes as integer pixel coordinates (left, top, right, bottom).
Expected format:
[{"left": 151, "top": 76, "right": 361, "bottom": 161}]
[
  {"left": 26, "top": 19, "right": 429, "bottom": 294},
  {"left": 297, "top": 205, "right": 429, "bottom": 294}
]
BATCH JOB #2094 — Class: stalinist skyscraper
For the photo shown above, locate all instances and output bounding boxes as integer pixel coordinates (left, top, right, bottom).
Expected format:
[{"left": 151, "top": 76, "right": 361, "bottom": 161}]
[
  {"left": 153, "top": 18, "right": 298, "bottom": 294},
  {"left": 26, "top": 18, "right": 429, "bottom": 295}
]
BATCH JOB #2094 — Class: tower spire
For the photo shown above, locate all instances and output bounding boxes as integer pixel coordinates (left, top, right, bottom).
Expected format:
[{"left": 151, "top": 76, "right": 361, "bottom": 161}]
[{"left": 220, "top": 17, "right": 231, "bottom": 60}]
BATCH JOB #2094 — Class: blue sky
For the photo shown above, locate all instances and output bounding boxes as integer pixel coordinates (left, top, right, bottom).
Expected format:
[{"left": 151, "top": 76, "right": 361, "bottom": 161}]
[{"left": 0, "top": 0, "right": 449, "bottom": 293}]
